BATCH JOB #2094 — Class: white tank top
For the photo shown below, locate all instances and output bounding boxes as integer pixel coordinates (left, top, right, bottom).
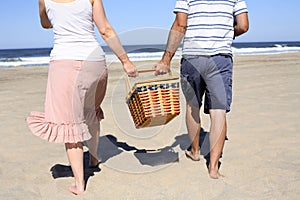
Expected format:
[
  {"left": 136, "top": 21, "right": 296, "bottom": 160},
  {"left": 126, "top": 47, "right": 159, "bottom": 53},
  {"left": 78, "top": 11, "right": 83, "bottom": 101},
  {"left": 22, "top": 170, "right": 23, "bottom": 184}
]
[{"left": 45, "top": 0, "right": 105, "bottom": 61}]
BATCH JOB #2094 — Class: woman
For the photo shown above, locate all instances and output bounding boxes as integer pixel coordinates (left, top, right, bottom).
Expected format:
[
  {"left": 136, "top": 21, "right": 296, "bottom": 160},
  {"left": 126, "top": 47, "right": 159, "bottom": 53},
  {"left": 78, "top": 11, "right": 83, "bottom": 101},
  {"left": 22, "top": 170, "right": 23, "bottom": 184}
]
[{"left": 27, "top": 0, "right": 138, "bottom": 195}]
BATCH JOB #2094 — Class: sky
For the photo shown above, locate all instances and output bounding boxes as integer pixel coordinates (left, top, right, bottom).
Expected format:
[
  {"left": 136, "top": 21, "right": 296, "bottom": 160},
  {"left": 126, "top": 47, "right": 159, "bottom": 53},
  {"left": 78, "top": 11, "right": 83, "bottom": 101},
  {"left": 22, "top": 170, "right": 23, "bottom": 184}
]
[{"left": 0, "top": 0, "right": 300, "bottom": 49}]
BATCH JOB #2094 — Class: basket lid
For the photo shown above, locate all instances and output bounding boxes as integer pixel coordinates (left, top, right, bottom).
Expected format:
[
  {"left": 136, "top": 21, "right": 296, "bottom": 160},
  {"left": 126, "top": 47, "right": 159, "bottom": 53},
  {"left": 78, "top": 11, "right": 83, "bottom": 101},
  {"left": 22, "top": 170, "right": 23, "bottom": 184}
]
[{"left": 126, "top": 75, "right": 180, "bottom": 101}]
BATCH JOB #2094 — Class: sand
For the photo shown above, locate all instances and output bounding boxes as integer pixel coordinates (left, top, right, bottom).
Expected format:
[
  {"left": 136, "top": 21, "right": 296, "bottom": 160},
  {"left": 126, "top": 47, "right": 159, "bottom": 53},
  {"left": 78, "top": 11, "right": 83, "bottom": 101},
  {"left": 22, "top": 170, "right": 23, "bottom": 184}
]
[{"left": 0, "top": 53, "right": 299, "bottom": 199}]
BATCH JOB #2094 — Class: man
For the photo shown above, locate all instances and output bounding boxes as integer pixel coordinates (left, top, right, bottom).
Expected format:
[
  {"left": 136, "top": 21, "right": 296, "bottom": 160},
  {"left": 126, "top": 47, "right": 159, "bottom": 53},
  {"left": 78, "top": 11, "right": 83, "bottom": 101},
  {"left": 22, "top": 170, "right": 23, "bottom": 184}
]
[{"left": 154, "top": 0, "right": 249, "bottom": 178}]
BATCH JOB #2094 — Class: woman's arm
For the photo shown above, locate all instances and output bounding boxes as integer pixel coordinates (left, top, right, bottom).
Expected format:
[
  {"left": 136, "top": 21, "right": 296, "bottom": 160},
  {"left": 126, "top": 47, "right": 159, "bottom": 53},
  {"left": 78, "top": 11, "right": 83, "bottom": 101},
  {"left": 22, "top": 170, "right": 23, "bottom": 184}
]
[
  {"left": 92, "top": 0, "right": 137, "bottom": 77},
  {"left": 38, "top": 0, "right": 52, "bottom": 29}
]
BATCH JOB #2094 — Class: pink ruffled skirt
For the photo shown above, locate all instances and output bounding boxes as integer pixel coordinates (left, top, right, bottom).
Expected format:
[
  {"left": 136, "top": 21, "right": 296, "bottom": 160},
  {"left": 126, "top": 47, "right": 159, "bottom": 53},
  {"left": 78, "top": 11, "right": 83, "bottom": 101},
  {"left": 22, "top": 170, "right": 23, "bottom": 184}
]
[{"left": 26, "top": 60, "right": 108, "bottom": 143}]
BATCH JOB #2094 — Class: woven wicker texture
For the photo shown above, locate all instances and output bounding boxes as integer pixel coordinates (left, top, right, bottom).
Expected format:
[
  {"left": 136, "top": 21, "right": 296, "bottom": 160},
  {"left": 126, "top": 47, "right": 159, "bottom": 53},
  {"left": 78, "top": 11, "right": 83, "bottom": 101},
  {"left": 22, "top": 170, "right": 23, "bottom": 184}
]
[{"left": 126, "top": 70, "right": 180, "bottom": 128}]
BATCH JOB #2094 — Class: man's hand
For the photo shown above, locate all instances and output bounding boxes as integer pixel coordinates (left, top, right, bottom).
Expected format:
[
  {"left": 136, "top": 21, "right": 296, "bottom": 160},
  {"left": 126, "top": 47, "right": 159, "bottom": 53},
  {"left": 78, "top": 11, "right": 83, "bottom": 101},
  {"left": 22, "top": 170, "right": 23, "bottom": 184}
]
[{"left": 154, "top": 60, "right": 170, "bottom": 76}]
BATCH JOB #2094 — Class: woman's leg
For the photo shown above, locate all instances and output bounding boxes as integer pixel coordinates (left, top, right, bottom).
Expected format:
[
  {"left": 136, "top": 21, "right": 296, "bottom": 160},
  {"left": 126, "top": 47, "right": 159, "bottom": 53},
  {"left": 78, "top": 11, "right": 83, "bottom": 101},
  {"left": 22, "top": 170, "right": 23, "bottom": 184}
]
[
  {"left": 85, "top": 61, "right": 108, "bottom": 167},
  {"left": 65, "top": 142, "right": 85, "bottom": 195},
  {"left": 86, "top": 123, "right": 101, "bottom": 167}
]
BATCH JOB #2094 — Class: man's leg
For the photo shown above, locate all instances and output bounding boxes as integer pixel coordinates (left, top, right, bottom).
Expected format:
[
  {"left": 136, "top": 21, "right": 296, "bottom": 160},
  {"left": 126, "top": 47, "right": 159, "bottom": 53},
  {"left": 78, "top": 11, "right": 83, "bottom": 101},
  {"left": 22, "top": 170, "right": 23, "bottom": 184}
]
[
  {"left": 208, "top": 109, "right": 226, "bottom": 179},
  {"left": 185, "top": 103, "right": 201, "bottom": 161}
]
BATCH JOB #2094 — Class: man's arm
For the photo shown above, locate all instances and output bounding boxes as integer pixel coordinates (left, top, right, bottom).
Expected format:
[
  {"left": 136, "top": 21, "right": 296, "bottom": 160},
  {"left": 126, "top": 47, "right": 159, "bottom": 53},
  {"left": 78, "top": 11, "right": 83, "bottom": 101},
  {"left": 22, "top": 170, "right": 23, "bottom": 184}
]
[
  {"left": 234, "top": 12, "right": 249, "bottom": 38},
  {"left": 154, "top": 12, "right": 188, "bottom": 75}
]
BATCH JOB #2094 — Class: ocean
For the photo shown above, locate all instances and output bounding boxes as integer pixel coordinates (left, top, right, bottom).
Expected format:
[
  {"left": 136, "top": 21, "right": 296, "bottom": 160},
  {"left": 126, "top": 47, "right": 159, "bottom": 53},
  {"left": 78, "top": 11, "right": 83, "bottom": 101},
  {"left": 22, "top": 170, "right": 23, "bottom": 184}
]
[{"left": 1, "top": 41, "right": 300, "bottom": 68}]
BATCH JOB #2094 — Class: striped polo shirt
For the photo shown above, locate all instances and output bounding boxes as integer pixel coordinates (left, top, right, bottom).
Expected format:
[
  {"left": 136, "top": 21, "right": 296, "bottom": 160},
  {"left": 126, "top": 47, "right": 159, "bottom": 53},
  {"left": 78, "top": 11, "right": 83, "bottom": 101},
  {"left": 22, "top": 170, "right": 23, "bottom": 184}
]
[{"left": 174, "top": 0, "right": 248, "bottom": 56}]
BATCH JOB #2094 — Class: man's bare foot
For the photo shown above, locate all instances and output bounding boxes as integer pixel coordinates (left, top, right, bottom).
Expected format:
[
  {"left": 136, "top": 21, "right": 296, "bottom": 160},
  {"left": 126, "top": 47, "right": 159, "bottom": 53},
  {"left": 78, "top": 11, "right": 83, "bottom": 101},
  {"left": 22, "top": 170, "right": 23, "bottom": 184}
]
[
  {"left": 209, "top": 169, "right": 225, "bottom": 179},
  {"left": 68, "top": 185, "right": 85, "bottom": 195},
  {"left": 185, "top": 150, "right": 200, "bottom": 161}
]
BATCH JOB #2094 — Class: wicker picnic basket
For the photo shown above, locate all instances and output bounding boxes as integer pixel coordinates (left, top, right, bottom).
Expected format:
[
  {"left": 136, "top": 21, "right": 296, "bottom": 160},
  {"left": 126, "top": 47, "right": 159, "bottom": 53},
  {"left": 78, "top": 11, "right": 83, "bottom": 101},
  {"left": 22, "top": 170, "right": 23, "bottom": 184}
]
[{"left": 126, "top": 69, "right": 180, "bottom": 128}]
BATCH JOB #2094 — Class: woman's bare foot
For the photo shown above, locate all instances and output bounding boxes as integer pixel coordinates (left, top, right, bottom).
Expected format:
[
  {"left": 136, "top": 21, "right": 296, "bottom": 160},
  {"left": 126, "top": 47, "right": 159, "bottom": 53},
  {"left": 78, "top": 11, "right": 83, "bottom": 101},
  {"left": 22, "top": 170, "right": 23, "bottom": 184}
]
[
  {"left": 185, "top": 150, "right": 200, "bottom": 161},
  {"left": 89, "top": 154, "right": 101, "bottom": 168},
  {"left": 68, "top": 185, "right": 85, "bottom": 195}
]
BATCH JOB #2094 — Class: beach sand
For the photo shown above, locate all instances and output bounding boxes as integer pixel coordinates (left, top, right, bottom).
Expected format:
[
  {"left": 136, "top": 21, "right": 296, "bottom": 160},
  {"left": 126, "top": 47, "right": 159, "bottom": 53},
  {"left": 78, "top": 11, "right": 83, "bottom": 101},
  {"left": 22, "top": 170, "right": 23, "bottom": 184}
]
[{"left": 0, "top": 53, "right": 299, "bottom": 199}]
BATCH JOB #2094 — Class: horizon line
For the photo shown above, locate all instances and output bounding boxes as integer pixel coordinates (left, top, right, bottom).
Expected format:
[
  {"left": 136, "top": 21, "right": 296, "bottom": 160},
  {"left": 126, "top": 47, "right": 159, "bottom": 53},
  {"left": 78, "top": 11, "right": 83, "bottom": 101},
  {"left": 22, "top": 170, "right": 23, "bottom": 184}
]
[{"left": 1, "top": 40, "right": 300, "bottom": 50}]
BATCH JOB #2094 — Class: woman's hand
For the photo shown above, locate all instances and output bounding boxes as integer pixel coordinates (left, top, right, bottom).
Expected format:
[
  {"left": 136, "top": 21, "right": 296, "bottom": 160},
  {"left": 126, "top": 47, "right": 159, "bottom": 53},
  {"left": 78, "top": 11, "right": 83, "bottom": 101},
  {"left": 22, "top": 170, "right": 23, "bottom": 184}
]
[{"left": 123, "top": 60, "right": 138, "bottom": 77}]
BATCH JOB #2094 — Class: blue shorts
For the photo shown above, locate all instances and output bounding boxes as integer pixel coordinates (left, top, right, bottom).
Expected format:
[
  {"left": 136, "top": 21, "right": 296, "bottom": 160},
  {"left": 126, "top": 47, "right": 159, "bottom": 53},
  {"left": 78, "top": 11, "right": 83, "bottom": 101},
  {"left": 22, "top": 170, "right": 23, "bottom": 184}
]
[{"left": 180, "top": 54, "right": 233, "bottom": 114}]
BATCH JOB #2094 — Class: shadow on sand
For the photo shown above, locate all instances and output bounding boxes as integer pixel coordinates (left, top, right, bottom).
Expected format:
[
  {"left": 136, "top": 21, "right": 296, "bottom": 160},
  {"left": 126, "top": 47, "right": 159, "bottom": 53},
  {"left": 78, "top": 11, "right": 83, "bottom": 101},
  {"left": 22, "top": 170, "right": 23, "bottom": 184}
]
[
  {"left": 49, "top": 128, "right": 226, "bottom": 180},
  {"left": 50, "top": 151, "right": 101, "bottom": 185}
]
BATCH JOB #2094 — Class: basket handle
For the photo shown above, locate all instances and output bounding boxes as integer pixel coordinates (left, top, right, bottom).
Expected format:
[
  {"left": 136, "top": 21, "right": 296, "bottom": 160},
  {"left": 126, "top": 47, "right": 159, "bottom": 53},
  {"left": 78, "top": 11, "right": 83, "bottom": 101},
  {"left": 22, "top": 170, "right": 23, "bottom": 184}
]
[
  {"left": 125, "top": 69, "right": 174, "bottom": 94},
  {"left": 137, "top": 69, "right": 173, "bottom": 76}
]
